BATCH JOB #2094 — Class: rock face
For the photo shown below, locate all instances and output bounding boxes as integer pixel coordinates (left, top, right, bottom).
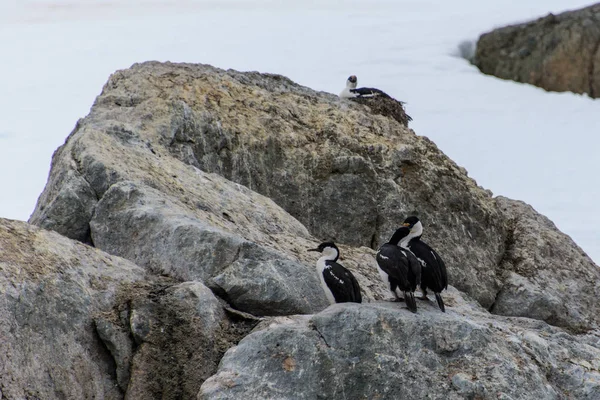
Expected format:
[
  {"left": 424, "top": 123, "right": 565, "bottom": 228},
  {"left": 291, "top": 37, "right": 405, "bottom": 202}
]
[
  {"left": 30, "top": 61, "right": 600, "bottom": 331},
  {"left": 0, "top": 218, "right": 255, "bottom": 400},
  {"left": 200, "top": 298, "right": 600, "bottom": 400},
  {"left": 30, "top": 61, "right": 508, "bottom": 311},
  {"left": 88, "top": 180, "right": 328, "bottom": 316},
  {"left": 0, "top": 218, "right": 143, "bottom": 399},
  {"left": 474, "top": 4, "right": 600, "bottom": 97},
  {"left": 19, "top": 61, "right": 600, "bottom": 398},
  {"left": 492, "top": 197, "right": 600, "bottom": 332},
  {"left": 30, "top": 79, "right": 331, "bottom": 316}
]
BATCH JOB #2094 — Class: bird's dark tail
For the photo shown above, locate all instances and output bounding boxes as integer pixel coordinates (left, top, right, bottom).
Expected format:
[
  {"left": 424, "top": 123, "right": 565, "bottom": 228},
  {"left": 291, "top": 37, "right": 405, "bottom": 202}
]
[
  {"left": 435, "top": 293, "right": 445, "bottom": 313},
  {"left": 405, "top": 291, "right": 417, "bottom": 313}
]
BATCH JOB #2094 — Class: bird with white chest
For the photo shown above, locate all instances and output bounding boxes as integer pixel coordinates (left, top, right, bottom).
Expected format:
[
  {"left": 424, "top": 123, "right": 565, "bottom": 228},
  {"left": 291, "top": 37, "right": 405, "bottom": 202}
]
[
  {"left": 376, "top": 226, "right": 421, "bottom": 313},
  {"left": 339, "top": 75, "right": 412, "bottom": 127},
  {"left": 401, "top": 216, "right": 448, "bottom": 312},
  {"left": 339, "top": 75, "right": 390, "bottom": 99},
  {"left": 308, "top": 242, "right": 362, "bottom": 305}
]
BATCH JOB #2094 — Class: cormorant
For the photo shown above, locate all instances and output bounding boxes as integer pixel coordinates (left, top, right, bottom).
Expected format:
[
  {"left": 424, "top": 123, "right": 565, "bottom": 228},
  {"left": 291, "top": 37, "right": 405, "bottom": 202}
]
[
  {"left": 339, "top": 75, "right": 412, "bottom": 126},
  {"left": 401, "top": 216, "right": 448, "bottom": 312},
  {"left": 308, "top": 242, "right": 362, "bottom": 304},
  {"left": 376, "top": 227, "right": 421, "bottom": 313}
]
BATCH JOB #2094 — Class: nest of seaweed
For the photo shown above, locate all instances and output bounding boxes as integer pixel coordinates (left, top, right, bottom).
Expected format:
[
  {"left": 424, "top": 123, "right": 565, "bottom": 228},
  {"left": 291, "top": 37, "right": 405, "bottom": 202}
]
[{"left": 350, "top": 95, "right": 412, "bottom": 127}]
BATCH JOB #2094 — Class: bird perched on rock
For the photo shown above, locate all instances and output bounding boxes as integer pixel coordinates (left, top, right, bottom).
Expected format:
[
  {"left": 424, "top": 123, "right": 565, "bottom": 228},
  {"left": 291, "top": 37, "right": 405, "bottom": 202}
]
[
  {"left": 308, "top": 242, "right": 362, "bottom": 305},
  {"left": 339, "top": 75, "right": 412, "bottom": 126},
  {"left": 376, "top": 227, "right": 421, "bottom": 313},
  {"left": 401, "top": 216, "right": 448, "bottom": 312}
]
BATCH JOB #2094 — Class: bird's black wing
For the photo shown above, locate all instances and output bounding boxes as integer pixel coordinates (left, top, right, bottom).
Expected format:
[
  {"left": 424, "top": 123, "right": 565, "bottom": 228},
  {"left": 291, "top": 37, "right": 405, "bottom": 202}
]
[
  {"left": 346, "top": 267, "right": 363, "bottom": 303},
  {"left": 376, "top": 244, "right": 411, "bottom": 290},
  {"left": 407, "top": 239, "right": 448, "bottom": 291},
  {"left": 430, "top": 247, "right": 448, "bottom": 289},
  {"left": 350, "top": 87, "right": 391, "bottom": 98},
  {"left": 324, "top": 261, "right": 362, "bottom": 303},
  {"left": 403, "top": 249, "right": 422, "bottom": 291}
]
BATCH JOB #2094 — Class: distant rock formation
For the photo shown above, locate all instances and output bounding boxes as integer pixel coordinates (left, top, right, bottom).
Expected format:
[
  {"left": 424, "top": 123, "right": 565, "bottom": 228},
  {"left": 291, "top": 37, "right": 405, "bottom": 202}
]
[
  {"left": 3, "top": 61, "right": 595, "bottom": 398},
  {"left": 474, "top": 3, "right": 600, "bottom": 97}
]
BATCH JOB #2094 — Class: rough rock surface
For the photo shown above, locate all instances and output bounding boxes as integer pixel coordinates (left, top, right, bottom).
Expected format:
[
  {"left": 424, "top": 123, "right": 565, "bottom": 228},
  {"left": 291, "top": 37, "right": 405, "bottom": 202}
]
[
  {"left": 474, "top": 4, "right": 600, "bottom": 97},
  {"left": 108, "top": 280, "right": 255, "bottom": 400},
  {"left": 200, "top": 296, "right": 600, "bottom": 400},
  {"left": 0, "top": 218, "right": 146, "bottom": 399},
  {"left": 8, "top": 61, "right": 600, "bottom": 398},
  {"left": 88, "top": 180, "right": 329, "bottom": 316},
  {"left": 31, "top": 62, "right": 600, "bottom": 329},
  {"left": 29, "top": 61, "right": 507, "bottom": 310},
  {"left": 29, "top": 62, "right": 600, "bottom": 332},
  {"left": 0, "top": 218, "right": 256, "bottom": 399},
  {"left": 493, "top": 197, "right": 600, "bottom": 332}
]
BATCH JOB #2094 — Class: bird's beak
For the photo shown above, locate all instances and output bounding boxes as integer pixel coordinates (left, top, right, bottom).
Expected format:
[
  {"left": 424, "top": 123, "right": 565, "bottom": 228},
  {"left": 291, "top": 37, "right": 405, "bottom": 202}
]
[
  {"left": 307, "top": 248, "right": 320, "bottom": 252},
  {"left": 403, "top": 222, "right": 410, "bottom": 227}
]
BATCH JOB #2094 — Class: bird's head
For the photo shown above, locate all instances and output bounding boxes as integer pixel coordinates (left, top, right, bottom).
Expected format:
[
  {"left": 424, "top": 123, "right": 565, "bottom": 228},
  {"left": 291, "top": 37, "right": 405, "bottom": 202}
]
[
  {"left": 402, "top": 216, "right": 423, "bottom": 238},
  {"left": 308, "top": 242, "right": 340, "bottom": 261},
  {"left": 346, "top": 75, "right": 358, "bottom": 89}
]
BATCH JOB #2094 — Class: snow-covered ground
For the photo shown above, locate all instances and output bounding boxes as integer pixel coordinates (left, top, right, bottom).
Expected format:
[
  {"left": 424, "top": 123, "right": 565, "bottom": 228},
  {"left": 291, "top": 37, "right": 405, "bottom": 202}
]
[{"left": 1, "top": 0, "right": 598, "bottom": 263}]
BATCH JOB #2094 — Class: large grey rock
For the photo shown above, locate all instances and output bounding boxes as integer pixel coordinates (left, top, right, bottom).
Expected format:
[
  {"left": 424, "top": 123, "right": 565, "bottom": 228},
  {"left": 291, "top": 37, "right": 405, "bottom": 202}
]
[
  {"left": 0, "top": 218, "right": 144, "bottom": 399},
  {"left": 200, "top": 299, "right": 600, "bottom": 400},
  {"left": 0, "top": 218, "right": 253, "bottom": 399},
  {"left": 89, "top": 180, "right": 329, "bottom": 315},
  {"left": 29, "top": 61, "right": 505, "bottom": 310},
  {"left": 492, "top": 197, "right": 600, "bottom": 332},
  {"left": 117, "top": 280, "right": 253, "bottom": 400},
  {"left": 474, "top": 4, "right": 600, "bottom": 97},
  {"left": 29, "top": 61, "right": 600, "bottom": 331},
  {"left": 159, "top": 64, "right": 507, "bottom": 308},
  {"left": 9, "top": 61, "right": 600, "bottom": 399}
]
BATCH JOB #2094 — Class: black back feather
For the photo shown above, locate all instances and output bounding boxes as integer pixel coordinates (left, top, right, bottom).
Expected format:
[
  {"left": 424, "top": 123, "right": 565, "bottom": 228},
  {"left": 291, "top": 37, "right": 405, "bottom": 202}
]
[
  {"left": 323, "top": 261, "right": 362, "bottom": 303},
  {"left": 407, "top": 238, "right": 448, "bottom": 312},
  {"left": 350, "top": 87, "right": 391, "bottom": 98},
  {"left": 376, "top": 244, "right": 421, "bottom": 293}
]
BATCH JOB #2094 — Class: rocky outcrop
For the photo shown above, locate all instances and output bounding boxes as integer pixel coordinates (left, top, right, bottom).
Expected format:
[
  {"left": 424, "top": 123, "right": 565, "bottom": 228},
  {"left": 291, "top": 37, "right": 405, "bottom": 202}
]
[
  {"left": 88, "top": 180, "right": 329, "bottom": 316},
  {"left": 18, "top": 61, "right": 600, "bottom": 398},
  {"left": 30, "top": 61, "right": 600, "bottom": 332},
  {"left": 30, "top": 90, "right": 331, "bottom": 316},
  {"left": 492, "top": 197, "right": 600, "bottom": 332},
  {"left": 0, "top": 218, "right": 256, "bottom": 399},
  {"left": 200, "top": 298, "right": 600, "bottom": 400},
  {"left": 474, "top": 4, "right": 600, "bottom": 97},
  {"left": 0, "top": 218, "right": 144, "bottom": 399},
  {"left": 30, "top": 61, "right": 507, "bottom": 311},
  {"left": 29, "top": 62, "right": 600, "bottom": 332}
]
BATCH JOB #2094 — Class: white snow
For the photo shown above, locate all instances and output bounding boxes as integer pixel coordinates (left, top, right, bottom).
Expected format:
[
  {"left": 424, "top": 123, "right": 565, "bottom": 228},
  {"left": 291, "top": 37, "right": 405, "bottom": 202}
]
[{"left": 1, "top": 0, "right": 598, "bottom": 263}]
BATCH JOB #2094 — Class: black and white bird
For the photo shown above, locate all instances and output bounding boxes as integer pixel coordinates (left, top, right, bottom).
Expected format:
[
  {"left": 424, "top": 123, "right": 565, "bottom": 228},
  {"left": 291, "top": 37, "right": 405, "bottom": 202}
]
[
  {"left": 339, "top": 75, "right": 391, "bottom": 99},
  {"left": 339, "top": 75, "right": 412, "bottom": 127},
  {"left": 401, "top": 216, "right": 448, "bottom": 312},
  {"left": 308, "top": 242, "right": 362, "bottom": 305},
  {"left": 376, "top": 227, "right": 421, "bottom": 313}
]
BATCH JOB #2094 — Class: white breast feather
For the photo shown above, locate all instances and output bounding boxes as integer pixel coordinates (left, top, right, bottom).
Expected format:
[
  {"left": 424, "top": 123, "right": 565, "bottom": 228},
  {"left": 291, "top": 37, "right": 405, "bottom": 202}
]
[{"left": 316, "top": 259, "right": 337, "bottom": 305}]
